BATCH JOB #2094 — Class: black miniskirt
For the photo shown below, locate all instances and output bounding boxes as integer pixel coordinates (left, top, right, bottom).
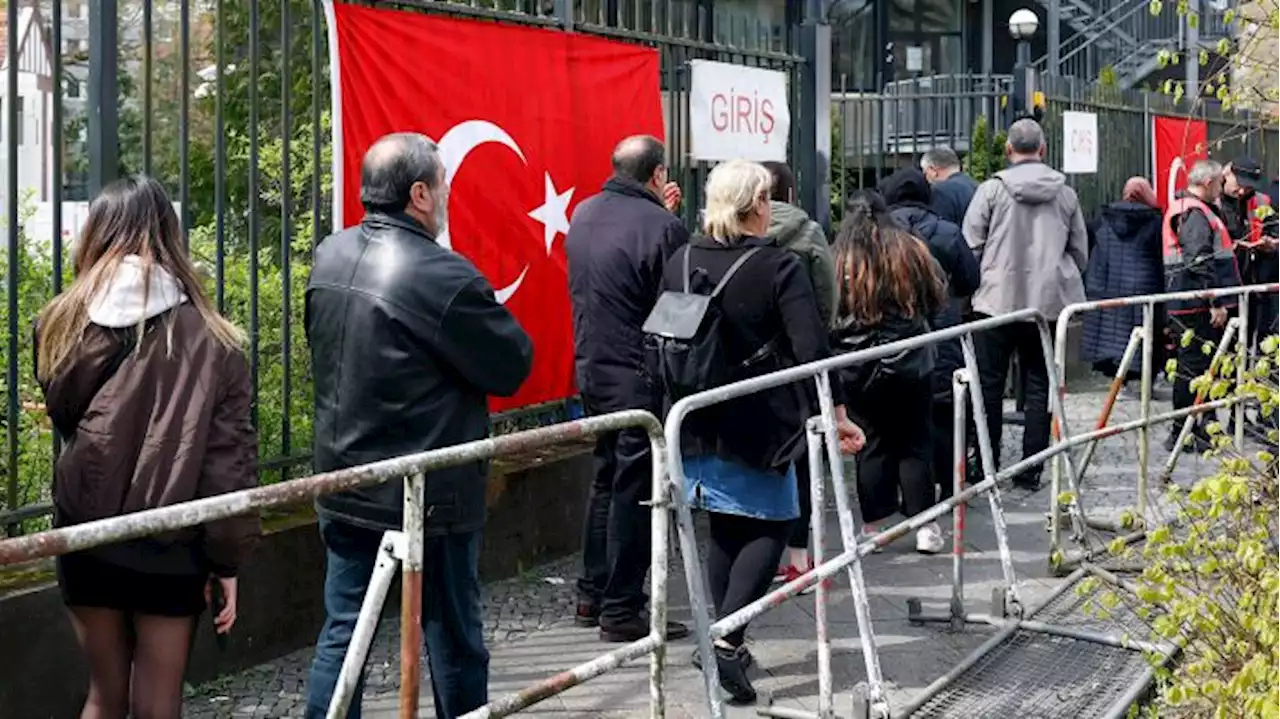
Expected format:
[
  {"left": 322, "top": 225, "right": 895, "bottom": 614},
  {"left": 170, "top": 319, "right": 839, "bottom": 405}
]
[{"left": 57, "top": 551, "right": 207, "bottom": 617}]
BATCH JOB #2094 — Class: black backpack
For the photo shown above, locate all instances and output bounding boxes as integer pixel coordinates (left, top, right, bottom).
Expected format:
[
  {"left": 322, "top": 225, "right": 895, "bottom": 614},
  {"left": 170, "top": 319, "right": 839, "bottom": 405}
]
[{"left": 642, "top": 245, "right": 762, "bottom": 401}]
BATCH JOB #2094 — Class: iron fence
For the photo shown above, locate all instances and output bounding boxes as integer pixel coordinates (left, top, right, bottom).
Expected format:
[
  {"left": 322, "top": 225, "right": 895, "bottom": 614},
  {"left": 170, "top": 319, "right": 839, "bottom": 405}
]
[
  {"left": 0, "top": 0, "right": 805, "bottom": 535},
  {"left": 830, "top": 72, "right": 1278, "bottom": 224}
]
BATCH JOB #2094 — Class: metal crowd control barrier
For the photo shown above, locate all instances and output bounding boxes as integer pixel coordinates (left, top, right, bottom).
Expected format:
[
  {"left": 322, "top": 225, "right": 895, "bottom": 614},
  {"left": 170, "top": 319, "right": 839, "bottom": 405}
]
[
  {"left": 1049, "top": 283, "right": 1280, "bottom": 568},
  {"left": 662, "top": 308, "right": 1083, "bottom": 719},
  {"left": 0, "top": 410, "right": 672, "bottom": 719}
]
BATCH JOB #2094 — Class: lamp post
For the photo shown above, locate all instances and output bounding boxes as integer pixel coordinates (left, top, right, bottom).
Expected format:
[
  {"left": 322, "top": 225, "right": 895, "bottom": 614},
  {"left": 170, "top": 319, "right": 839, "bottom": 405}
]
[{"left": 1008, "top": 8, "right": 1040, "bottom": 123}]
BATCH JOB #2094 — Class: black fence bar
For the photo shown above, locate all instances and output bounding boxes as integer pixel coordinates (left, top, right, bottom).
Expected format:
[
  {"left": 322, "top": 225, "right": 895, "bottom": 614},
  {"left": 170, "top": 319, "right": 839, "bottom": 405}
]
[
  {"left": 281, "top": 0, "right": 293, "bottom": 482},
  {"left": 249, "top": 0, "right": 261, "bottom": 427},
  {"left": 143, "top": 0, "right": 153, "bottom": 176},
  {"left": 216, "top": 0, "right": 227, "bottom": 313},
  {"left": 180, "top": 0, "right": 191, "bottom": 244},
  {"left": 4, "top": 0, "right": 18, "bottom": 537}
]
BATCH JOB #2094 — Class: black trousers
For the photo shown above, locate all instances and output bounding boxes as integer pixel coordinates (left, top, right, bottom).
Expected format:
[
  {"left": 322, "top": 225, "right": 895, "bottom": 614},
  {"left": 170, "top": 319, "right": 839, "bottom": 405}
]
[
  {"left": 788, "top": 453, "right": 814, "bottom": 549},
  {"left": 1169, "top": 312, "right": 1225, "bottom": 414},
  {"left": 974, "top": 320, "right": 1051, "bottom": 481},
  {"left": 577, "top": 398, "right": 653, "bottom": 626},
  {"left": 707, "top": 512, "right": 790, "bottom": 646},
  {"left": 848, "top": 375, "right": 934, "bottom": 524},
  {"left": 930, "top": 399, "right": 957, "bottom": 502}
]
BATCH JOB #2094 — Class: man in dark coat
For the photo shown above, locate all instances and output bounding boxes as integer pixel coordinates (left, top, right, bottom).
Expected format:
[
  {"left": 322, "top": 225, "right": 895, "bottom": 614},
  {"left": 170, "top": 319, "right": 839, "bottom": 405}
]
[
  {"left": 305, "top": 133, "right": 534, "bottom": 718},
  {"left": 921, "top": 147, "right": 979, "bottom": 226},
  {"left": 878, "top": 167, "right": 980, "bottom": 500},
  {"left": 564, "top": 135, "right": 691, "bottom": 642}
]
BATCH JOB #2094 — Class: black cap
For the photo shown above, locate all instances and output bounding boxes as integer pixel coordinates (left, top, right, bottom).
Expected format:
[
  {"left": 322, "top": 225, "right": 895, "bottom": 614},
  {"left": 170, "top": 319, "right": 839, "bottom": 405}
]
[{"left": 1229, "top": 156, "right": 1268, "bottom": 193}]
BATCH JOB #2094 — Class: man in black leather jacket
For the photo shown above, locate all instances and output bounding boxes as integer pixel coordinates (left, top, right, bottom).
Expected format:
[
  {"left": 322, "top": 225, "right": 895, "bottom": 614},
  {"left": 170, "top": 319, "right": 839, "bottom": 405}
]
[
  {"left": 304, "top": 133, "right": 533, "bottom": 719},
  {"left": 565, "top": 135, "right": 691, "bottom": 643}
]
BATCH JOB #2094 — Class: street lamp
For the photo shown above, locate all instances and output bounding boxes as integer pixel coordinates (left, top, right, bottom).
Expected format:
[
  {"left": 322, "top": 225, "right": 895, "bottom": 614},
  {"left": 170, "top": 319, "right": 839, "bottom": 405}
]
[{"left": 1008, "top": 8, "right": 1040, "bottom": 122}]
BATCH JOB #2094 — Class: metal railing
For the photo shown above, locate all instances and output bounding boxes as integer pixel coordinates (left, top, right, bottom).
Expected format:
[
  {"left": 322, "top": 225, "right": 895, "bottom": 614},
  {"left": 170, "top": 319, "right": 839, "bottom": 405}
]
[
  {"left": 0, "top": 410, "right": 673, "bottom": 719},
  {"left": 1049, "top": 283, "right": 1280, "bottom": 568}
]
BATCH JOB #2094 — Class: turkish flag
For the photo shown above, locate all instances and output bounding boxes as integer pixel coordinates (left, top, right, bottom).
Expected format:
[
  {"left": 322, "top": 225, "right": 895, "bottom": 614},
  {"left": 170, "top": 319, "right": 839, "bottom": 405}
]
[
  {"left": 327, "top": 2, "right": 663, "bottom": 411},
  {"left": 1152, "top": 116, "right": 1209, "bottom": 210}
]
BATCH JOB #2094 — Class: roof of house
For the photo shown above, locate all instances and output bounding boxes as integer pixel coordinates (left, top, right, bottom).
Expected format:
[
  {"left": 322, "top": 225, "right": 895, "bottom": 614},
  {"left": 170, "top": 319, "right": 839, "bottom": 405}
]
[{"left": 1, "top": 3, "right": 53, "bottom": 76}]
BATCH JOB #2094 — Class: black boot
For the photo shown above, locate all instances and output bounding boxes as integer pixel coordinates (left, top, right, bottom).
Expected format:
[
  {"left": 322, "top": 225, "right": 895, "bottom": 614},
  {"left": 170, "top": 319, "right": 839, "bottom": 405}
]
[{"left": 714, "top": 643, "right": 756, "bottom": 704}]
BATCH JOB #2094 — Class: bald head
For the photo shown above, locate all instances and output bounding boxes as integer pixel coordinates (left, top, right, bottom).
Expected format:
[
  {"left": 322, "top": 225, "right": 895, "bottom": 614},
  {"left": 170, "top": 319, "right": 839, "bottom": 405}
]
[
  {"left": 611, "top": 135, "right": 667, "bottom": 188},
  {"left": 361, "top": 132, "right": 447, "bottom": 234}
]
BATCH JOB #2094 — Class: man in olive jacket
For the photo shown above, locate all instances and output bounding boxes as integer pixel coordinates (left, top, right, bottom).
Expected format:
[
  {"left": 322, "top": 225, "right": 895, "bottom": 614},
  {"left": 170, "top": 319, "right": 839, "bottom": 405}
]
[{"left": 762, "top": 161, "right": 837, "bottom": 326}]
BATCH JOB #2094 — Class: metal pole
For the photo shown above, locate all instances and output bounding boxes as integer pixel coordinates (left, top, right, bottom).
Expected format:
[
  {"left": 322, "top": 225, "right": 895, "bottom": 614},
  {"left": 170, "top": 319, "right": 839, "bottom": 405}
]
[
  {"left": 1184, "top": 0, "right": 1200, "bottom": 101},
  {"left": 958, "top": 336, "right": 1022, "bottom": 616},
  {"left": 950, "top": 371, "right": 968, "bottom": 630},
  {"left": 647, "top": 435, "right": 670, "bottom": 719},
  {"left": 1047, "top": 1, "right": 1060, "bottom": 74},
  {"left": 87, "top": 0, "right": 119, "bottom": 197},
  {"left": 327, "top": 534, "right": 401, "bottom": 719},
  {"left": 3, "top": 0, "right": 17, "bottom": 537},
  {"left": 1160, "top": 319, "right": 1240, "bottom": 479},
  {"left": 813, "top": 371, "right": 888, "bottom": 715},
  {"left": 1234, "top": 293, "right": 1248, "bottom": 449},
  {"left": 399, "top": 473, "right": 426, "bottom": 718},
  {"left": 1137, "top": 305, "right": 1155, "bottom": 520},
  {"left": 672, "top": 477, "right": 723, "bottom": 719},
  {"left": 806, "top": 420, "right": 834, "bottom": 719}
]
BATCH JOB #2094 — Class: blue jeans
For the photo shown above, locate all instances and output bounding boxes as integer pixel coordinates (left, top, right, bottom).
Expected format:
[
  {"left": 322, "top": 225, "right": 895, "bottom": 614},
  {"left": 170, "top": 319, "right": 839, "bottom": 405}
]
[{"left": 305, "top": 517, "right": 489, "bottom": 719}]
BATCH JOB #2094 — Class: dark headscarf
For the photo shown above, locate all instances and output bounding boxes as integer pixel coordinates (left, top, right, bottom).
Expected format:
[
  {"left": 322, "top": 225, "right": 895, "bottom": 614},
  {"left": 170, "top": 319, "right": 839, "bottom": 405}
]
[{"left": 877, "top": 167, "right": 932, "bottom": 208}]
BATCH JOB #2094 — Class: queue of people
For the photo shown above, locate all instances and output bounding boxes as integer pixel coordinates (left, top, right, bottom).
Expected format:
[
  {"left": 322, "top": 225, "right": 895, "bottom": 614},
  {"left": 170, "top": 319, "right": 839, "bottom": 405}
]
[{"left": 31, "top": 118, "right": 1274, "bottom": 718}]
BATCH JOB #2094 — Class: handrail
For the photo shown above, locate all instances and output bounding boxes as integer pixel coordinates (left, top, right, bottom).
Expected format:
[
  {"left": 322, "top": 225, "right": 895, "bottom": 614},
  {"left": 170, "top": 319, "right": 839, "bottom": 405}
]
[{"left": 0, "top": 410, "right": 660, "bottom": 566}]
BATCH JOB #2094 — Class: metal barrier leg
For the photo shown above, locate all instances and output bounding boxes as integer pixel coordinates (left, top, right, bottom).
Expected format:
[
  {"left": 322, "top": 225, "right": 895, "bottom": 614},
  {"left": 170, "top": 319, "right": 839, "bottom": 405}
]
[
  {"left": 814, "top": 371, "right": 889, "bottom": 717},
  {"left": 760, "top": 419, "right": 836, "bottom": 719},
  {"left": 950, "top": 371, "right": 969, "bottom": 630},
  {"left": 1160, "top": 319, "right": 1240, "bottom": 483},
  {"left": 400, "top": 472, "right": 426, "bottom": 718},
  {"left": 673, "top": 475, "right": 725, "bottom": 719},
  {"left": 1137, "top": 306, "right": 1155, "bottom": 522},
  {"left": 1036, "top": 318, "right": 1092, "bottom": 559},
  {"left": 1235, "top": 293, "right": 1249, "bottom": 450},
  {"left": 958, "top": 336, "right": 1023, "bottom": 617},
  {"left": 326, "top": 532, "right": 403, "bottom": 719},
  {"left": 648, "top": 436, "right": 670, "bottom": 719}
]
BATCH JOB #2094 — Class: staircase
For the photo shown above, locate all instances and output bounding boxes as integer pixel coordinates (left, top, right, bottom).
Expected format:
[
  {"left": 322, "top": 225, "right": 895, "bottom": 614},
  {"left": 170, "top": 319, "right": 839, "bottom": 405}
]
[{"left": 1032, "top": 0, "right": 1231, "bottom": 89}]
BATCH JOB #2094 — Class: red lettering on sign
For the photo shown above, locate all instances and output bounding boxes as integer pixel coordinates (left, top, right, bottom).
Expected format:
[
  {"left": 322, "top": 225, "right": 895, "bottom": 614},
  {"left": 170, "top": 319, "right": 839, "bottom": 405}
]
[
  {"left": 711, "top": 93, "right": 729, "bottom": 131},
  {"left": 760, "top": 99, "right": 775, "bottom": 142}
]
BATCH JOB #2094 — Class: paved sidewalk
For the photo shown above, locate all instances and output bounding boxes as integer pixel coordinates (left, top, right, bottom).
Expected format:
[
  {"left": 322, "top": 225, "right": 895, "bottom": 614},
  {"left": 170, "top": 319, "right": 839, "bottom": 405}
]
[{"left": 183, "top": 386, "right": 1219, "bottom": 718}]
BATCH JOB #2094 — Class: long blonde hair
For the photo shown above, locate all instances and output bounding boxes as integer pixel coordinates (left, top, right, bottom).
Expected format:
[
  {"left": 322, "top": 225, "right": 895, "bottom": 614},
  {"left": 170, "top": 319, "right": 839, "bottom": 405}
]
[{"left": 36, "top": 176, "right": 245, "bottom": 382}]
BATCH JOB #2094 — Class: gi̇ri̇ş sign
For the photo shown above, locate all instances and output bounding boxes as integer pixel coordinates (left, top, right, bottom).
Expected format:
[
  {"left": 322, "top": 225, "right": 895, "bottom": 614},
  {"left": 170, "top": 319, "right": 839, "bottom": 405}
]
[{"left": 688, "top": 60, "right": 791, "bottom": 163}]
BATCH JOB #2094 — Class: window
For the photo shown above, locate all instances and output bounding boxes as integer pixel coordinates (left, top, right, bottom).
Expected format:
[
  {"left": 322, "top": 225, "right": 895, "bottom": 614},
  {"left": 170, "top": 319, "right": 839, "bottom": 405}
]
[
  {"left": 830, "top": 0, "right": 876, "bottom": 90},
  {"left": 66, "top": 77, "right": 81, "bottom": 99}
]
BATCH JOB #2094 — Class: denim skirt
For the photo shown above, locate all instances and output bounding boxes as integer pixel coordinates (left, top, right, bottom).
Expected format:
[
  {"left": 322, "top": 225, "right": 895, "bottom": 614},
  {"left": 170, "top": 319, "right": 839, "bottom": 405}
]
[{"left": 683, "top": 454, "right": 799, "bottom": 521}]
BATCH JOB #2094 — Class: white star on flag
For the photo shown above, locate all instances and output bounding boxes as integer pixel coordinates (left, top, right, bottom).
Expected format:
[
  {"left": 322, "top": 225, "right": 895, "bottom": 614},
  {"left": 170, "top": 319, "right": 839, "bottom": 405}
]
[{"left": 528, "top": 172, "right": 575, "bottom": 256}]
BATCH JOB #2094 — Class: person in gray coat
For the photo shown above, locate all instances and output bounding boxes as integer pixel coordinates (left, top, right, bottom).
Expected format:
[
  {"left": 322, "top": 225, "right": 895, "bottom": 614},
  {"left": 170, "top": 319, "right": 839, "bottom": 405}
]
[
  {"left": 760, "top": 160, "right": 837, "bottom": 587},
  {"left": 962, "top": 119, "right": 1087, "bottom": 490}
]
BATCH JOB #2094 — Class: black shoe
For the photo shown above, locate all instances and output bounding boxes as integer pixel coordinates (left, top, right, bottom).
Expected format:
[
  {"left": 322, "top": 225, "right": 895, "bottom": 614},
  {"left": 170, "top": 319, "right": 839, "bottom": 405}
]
[
  {"left": 599, "top": 615, "right": 690, "bottom": 643},
  {"left": 692, "top": 645, "right": 754, "bottom": 671},
  {"left": 575, "top": 601, "right": 600, "bottom": 628},
  {"left": 714, "top": 644, "right": 757, "bottom": 704},
  {"left": 1012, "top": 472, "right": 1042, "bottom": 491}
]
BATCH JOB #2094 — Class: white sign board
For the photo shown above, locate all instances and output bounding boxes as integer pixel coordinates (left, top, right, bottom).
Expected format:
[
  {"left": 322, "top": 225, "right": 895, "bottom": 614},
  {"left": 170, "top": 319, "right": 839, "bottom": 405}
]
[
  {"left": 688, "top": 60, "right": 791, "bottom": 163},
  {"left": 1062, "top": 111, "right": 1098, "bottom": 174}
]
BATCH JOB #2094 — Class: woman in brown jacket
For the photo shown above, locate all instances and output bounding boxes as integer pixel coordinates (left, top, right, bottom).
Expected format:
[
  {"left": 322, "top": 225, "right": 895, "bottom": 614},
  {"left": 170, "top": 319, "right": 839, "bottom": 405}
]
[{"left": 34, "top": 176, "right": 259, "bottom": 719}]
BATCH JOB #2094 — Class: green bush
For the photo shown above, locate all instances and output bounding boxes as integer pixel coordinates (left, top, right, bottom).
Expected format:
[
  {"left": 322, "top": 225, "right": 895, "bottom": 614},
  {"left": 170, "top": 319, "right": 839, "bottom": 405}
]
[{"left": 1083, "top": 334, "right": 1279, "bottom": 718}]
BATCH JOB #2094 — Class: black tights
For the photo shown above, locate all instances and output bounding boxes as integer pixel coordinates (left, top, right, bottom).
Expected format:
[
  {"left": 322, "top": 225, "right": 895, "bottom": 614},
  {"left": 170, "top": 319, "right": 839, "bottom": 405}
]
[
  {"left": 69, "top": 606, "right": 196, "bottom": 719},
  {"left": 707, "top": 512, "right": 790, "bottom": 647}
]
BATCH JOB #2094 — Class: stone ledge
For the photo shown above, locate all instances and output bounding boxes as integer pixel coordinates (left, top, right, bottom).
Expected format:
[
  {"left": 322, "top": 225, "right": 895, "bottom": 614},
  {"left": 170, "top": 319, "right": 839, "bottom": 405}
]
[{"left": 0, "top": 441, "right": 592, "bottom": 718}]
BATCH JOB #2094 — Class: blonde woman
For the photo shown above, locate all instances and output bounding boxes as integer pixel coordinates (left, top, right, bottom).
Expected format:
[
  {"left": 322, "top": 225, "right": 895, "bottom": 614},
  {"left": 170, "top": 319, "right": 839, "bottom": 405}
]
[
  {"left": 35, "top": 176, "right": 259, "bottom": 719},
  {"left": 659, "top": 160, "right": 864, "bottom": 704}
]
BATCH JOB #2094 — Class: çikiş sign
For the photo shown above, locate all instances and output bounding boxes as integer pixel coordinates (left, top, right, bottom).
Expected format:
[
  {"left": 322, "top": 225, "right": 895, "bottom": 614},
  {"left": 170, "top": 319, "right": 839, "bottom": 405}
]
[{"left": 688, "top": 60, "right": 791, "bottom": 162}]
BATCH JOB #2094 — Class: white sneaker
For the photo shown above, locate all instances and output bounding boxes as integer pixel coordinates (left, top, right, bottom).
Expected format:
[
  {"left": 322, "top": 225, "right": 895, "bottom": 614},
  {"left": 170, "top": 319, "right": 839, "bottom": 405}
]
[{"left": 916, "top": 523, "right": 945, "bottom": 554}]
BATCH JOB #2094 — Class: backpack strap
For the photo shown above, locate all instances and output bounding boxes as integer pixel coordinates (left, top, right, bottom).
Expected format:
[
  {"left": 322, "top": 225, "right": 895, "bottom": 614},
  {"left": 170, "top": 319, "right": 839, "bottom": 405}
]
[
  {"left": 681, "top": 244, "right": 693, "bottom": 293},
  {"left": 709, "top": 247, "right": 762, "bottom": 299}
]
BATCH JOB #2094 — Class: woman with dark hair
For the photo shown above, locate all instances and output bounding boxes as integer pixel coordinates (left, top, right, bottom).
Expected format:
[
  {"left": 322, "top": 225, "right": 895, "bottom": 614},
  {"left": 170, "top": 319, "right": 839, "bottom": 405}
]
[
  {"left": 1081, "top": 177, "right": 1167, "bottom": 393},
  {"left": 35, "top": 176, "right": 259, "bottom": 719},
  {"left": 878, "top": 168, "right": 980, "bottom": 503},
  {"left": 832, "top": 190, "right": 948, "bottom": 553}
]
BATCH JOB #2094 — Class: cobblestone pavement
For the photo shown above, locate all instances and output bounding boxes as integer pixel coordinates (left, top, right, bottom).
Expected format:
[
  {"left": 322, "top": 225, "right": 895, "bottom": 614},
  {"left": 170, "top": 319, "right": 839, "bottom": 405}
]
[{"left": 183, "top": 385, "right": 1230, "bottom": 718}]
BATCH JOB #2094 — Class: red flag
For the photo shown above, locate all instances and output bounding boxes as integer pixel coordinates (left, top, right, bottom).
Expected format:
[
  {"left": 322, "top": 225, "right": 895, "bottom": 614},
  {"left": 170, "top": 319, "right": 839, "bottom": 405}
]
[
  {"left": 1152, "top": 116, "right": 1208, "bottom": 210},
  {"left": 326, "top": 2, "right": 663, "bottom": 411}
]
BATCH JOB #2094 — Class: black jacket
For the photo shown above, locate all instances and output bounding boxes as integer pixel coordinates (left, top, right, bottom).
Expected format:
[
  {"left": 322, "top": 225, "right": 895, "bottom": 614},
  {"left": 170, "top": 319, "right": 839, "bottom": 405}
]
[
  {"left": 1081, "top": 202, "right": 1164, "bottom": 371},
  {"left": 306, "top": 212, "right": 534, "bottom": 533},
  {"left": 929, "top": 172, "right": 979, "bottom": 226},
  {"left": 1221, "top": 190, "right": 1279, "bottom": 285},
  {"left": 566, "top": 177, "right": 689, "bottom": 411},
  {"left": 660, "top": 235, "right": 838, "bottom": 474},
  {"left": 880, "top": 169, "right": 980, "bottom": 400}
]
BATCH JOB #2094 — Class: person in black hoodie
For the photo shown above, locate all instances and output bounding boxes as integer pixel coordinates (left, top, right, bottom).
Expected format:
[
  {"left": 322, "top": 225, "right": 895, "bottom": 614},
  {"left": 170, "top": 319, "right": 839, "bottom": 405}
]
[
  {"left": 1080, "top": 178, "right": 1166, "bottom": 390},
  {"left": 832, "top": 190, "right": 949, "bottom": 554},
  {"left": 878, "top": 169, "right": 980, "bottom": 503}
]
